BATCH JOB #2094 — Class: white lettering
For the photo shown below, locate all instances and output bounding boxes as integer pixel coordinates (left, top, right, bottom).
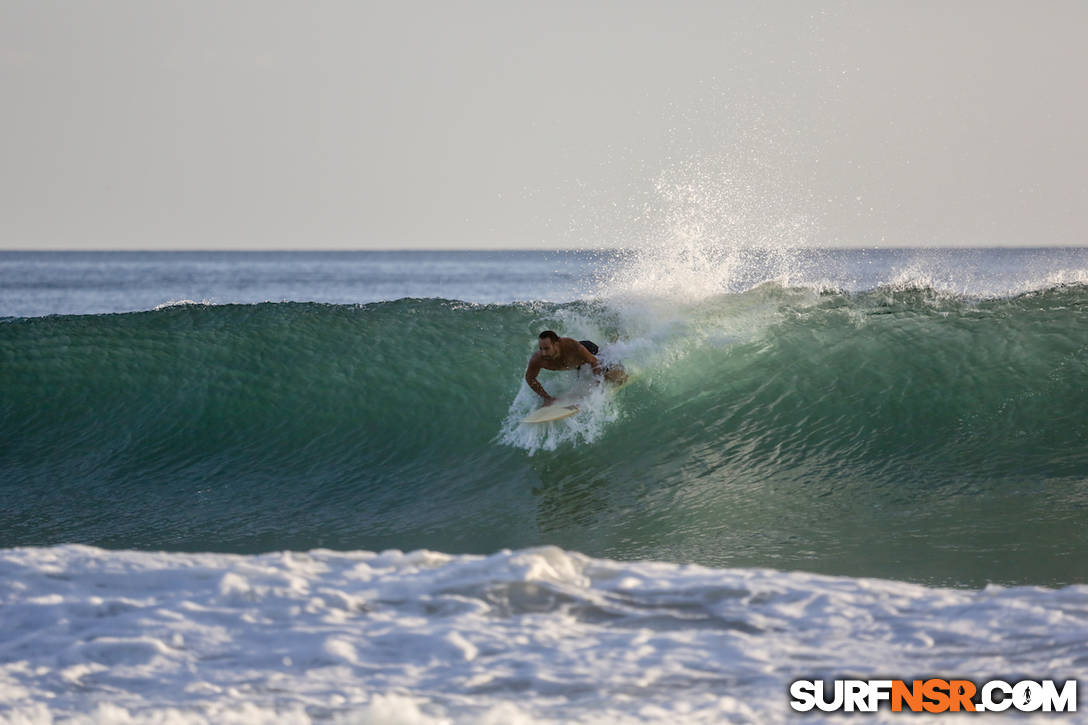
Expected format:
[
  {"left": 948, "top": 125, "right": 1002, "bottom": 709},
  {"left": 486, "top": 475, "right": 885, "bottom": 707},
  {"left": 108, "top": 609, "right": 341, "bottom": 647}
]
[
  {"left": 816, "top": 680, "right": 844, "bottom": 712},
  {"left": 868, "top": 679, "right": 893, "bottom": 711},
  {"left": 1041, "top": 680, "right": 1077, "bottom": 712},
  {"left": 789, "top": 680, "right": 816, "bottom": 712},
  {"left": 982, "top": 680, "right": 1012, "bottom": 712},
  {"left": 844, "top": 680, "right": 868, "bottom": 712},
  {"left": 1013, "top": 680, "right": 1043, "bottom": 712}
]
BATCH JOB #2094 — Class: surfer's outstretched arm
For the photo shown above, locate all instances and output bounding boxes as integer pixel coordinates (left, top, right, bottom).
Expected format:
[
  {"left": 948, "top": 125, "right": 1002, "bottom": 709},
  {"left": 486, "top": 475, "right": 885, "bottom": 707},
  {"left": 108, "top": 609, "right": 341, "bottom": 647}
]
[{"left": 525, "top": 358, "right": 555, "bottom": 404}]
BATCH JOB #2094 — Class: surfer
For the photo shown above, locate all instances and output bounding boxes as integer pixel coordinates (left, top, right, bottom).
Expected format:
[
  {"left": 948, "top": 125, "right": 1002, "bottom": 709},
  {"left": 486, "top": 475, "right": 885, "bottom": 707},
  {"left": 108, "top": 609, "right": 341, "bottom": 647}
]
[{"left": 525, "top": 330, "right": 626, "bottom": 405}]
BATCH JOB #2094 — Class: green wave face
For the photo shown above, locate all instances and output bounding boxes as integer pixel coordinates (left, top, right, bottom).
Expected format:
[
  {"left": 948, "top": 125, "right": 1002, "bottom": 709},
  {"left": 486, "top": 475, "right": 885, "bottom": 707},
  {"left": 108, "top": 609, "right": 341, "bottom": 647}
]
[{"left": 3, "top": 286, "right": 1087, "bottom": 587}]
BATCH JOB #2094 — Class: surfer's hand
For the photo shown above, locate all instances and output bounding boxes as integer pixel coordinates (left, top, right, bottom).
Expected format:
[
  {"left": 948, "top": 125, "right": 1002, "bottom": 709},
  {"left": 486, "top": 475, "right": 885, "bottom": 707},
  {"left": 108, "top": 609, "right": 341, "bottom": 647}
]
[{"left": 543, "top": 397, "right": 556, "bottom": 406}]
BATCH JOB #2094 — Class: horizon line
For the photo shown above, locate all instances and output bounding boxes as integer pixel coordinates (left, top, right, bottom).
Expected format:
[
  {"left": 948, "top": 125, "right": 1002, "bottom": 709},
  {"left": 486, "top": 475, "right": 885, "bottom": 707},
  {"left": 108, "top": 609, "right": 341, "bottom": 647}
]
[{"left": 2, "top": 244, "right": 1087, "bottom": 253}]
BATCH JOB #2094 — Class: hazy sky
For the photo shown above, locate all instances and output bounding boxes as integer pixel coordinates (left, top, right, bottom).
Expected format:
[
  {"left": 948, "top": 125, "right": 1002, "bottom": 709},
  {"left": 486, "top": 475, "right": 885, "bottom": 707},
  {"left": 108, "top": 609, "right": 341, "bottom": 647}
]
[{"left": 2, "top": 1, "right": 1086, "bottom": 249}]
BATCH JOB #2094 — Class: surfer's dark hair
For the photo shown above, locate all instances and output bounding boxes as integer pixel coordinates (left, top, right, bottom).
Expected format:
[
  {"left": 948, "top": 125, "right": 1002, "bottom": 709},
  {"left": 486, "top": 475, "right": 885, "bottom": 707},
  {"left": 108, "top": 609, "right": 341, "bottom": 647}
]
[{"left": 538, "top": 330, "right": 559, "bottom": 342}]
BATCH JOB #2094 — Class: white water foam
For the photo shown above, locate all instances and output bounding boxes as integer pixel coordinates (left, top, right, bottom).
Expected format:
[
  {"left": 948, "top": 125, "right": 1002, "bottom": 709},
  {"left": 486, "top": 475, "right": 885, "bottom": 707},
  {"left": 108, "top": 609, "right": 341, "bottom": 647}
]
[
  {"left": 2, "top": 545, "right": 1085, "bottom": 724},
  {"left": 152, "top": 298, "right": 215, "bottom": 311},
  {"left": 499, "top": 365, "right": 623, "bottom": 455}
]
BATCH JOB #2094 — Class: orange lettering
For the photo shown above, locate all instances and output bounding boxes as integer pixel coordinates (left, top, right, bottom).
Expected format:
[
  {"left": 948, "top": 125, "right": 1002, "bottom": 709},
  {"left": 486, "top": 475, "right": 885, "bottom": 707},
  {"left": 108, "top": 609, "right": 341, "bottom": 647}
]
[
  {"left": 922, "top": 679, "right": 951, "bottom": 713},
  {"left": 948, "top": 680, "right": 977, "bottom": 712},
  {"left": 892, "top": 680, "right": 924, "bottom": 712}
]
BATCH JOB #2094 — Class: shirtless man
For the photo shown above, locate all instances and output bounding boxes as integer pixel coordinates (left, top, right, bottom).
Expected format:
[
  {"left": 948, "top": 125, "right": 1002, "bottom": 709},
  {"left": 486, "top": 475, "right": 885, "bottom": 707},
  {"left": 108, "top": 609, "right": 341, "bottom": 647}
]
[{"left": 525, "top": 330, "right": 626, "bottom": 405}]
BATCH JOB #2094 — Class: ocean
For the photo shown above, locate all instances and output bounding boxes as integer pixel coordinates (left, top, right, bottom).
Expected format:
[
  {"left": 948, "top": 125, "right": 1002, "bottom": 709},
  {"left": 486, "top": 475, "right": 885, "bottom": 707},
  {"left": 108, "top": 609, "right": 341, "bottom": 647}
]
[{"left": 2, "top": 247, "right": 1087, "bottom": 723}]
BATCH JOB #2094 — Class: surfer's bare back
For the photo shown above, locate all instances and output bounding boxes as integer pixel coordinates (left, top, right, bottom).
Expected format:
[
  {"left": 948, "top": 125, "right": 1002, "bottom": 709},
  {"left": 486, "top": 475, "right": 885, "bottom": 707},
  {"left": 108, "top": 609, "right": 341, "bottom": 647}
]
[{"left": 525, "top": 330, "right": 626, "bottom": 405}]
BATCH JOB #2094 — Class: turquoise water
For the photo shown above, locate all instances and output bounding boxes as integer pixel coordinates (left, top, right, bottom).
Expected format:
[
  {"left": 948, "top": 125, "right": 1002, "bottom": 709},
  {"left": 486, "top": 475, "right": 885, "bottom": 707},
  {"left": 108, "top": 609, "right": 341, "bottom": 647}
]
[
  {"left": 4, "top": 249, "right": 1087, "bottom": 588},
  {"left": 5, "top": 248, "right": 1088, "bottom": 723}
]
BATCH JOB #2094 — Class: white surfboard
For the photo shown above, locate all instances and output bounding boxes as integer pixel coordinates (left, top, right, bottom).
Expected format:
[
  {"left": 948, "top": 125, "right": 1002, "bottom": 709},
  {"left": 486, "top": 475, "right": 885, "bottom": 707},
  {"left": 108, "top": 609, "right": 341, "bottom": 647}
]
[
  {"left": 521, "top": 402, "right": 580, "bottom": 424},
  {"left": 520, "top": 373, "right": 634, "bottom": 424}
]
